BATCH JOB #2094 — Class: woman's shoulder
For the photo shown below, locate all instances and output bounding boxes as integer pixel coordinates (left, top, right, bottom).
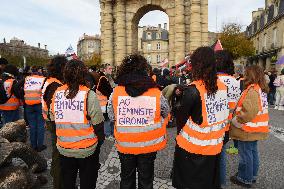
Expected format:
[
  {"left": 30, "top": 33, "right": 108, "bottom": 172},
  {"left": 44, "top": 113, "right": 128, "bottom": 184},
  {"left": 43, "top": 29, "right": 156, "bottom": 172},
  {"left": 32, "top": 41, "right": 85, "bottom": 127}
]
[{"left": 183, "top": 85, "right": 200, "bottom": 100}]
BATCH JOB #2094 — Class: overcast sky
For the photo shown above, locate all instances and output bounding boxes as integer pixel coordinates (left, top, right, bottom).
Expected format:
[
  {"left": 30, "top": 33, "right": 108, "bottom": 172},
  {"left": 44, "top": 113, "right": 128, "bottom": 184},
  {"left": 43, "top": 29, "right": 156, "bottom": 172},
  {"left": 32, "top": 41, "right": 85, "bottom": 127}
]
[{"left": 0, "top": 0, "right": 265, "bottom": 55}]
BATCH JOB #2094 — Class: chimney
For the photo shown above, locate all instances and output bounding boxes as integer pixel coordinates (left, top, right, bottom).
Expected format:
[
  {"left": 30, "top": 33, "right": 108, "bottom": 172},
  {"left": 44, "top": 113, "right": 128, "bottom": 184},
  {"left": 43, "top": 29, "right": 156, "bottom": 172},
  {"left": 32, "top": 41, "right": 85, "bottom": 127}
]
[
  {"left": 164, "top": 23, "right": 168, "bottom": 30},
  {"left": 38, "top": 43, "right": 40, "bottom": 48},
  {"left": 44, "top": 45, "right": 47, "bottom": 50},
  {"left": 3, "top": 38, "right": 6, "bottom": 44},
  {"left": 158, "top": 24, "right": 161, "bottom": 28}
]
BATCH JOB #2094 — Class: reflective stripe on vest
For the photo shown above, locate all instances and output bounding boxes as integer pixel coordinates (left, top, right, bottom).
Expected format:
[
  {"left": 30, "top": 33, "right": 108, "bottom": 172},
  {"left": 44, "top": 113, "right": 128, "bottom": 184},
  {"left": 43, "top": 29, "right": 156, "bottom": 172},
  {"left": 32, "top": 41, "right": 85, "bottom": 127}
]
[
  {"left": 180, "top": 130, "right": 224, "bottom": 146},
  {"left": 53, "top": 85, "right": 98, "bottom": 150},
  {"left": 56, "top": 123, "right": 92, "bottom": 130},
  {"left": 185, "top": 120, "right": 227, "bottom": 134},
  {"left": 0, "top": 79, "right": 20, "bottom": 111},
  {"left": 113, "top": 86, "right": 167, "bottom": 155},
  {"left": 116, "top": 122, "right": 162, "bottom": 133},
  {"left": 236, "top": 84, "right": 269, "bottom": 133},
  {"left": 24, "top": 75, "right": 45, "bottom": 105},
  {"left": 41, "top": 78, "right": 61, "bottom": 119},
  {"left": 117, "top": 135, "right": 165, "bottom": 148},
  {"left": 176, "top": 80, "right": 229, "bottom": 155},
  {"left": 58, "top": 132, "right": 95, "bottom": 143},
  {"left": 96, "top": 76, "right": 108, "bottom": 113}
]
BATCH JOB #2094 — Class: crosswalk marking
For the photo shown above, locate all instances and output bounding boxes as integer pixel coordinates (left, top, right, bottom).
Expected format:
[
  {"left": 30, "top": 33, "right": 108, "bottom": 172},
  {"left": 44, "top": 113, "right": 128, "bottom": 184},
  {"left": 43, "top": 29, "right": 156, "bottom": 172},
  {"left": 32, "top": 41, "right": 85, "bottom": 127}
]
[{"left": 270, "top": 126, "right": 284, "bottom": 142}]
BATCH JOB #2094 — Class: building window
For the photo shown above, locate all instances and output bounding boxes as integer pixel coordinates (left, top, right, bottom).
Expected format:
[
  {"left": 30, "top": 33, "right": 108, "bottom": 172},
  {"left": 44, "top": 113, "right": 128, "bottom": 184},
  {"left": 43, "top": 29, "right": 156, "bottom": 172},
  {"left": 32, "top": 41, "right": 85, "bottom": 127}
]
[
  {"left": 147, "top": 55, "right": 151, "bottom": 63},
  {"left": 157, "top": 54, "right": 161, "bottom": 63},
  {"left": 147, "top": 32, "right": 151, "bottom": 40},
  {"left": 273, "top": 28, "right": 277, "bottom": 46},
  {"left": 156, "top": 33, "right": 161, "bottom": 39},
  {"left": 147, "top": 43, "right": 152, "bottom": 51},
  {"left": 157, "top": 43, "right": 161, "bottom": 50}
]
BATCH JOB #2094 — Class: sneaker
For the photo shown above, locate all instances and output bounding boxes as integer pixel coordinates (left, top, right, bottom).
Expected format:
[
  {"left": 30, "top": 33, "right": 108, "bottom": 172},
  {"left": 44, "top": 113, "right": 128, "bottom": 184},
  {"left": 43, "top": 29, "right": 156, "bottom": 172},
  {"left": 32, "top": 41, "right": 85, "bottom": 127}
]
[
  {"left": 274, "top": 105, "right": 279, "bottom": 110},
  {"left": 278, "top": 106, "right": 284, "bottom": 111},
  {"left": 226, "top": 145, "right": 238, "bottom": 155},
  {"left": 37, "top": 145, "right": 47, "bottom": 152},
  {"left": 230, "top": 176, "right": 252, "bottom": 188}
]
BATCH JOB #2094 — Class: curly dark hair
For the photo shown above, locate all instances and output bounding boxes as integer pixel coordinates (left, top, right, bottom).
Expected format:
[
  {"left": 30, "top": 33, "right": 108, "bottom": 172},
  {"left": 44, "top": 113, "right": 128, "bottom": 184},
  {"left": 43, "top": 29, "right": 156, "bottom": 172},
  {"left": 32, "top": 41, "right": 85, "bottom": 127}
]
[
  {"left": 63, "top": 59, "right": 88, "bottom": 99},
  {"left": 116, "top": 54, "right": 149, "bottom": 78},
  {"left": 3, "top": 64, "right": 19, "bottom": 77},
  {"left": 47, "top": 55, "right": 67, "bottom": 82},
  {"left": 215, "top": 50, "right": 235, "bottom": 76},
  {"left": 191, "top": 47, "right": 218, "bottom": 95}
]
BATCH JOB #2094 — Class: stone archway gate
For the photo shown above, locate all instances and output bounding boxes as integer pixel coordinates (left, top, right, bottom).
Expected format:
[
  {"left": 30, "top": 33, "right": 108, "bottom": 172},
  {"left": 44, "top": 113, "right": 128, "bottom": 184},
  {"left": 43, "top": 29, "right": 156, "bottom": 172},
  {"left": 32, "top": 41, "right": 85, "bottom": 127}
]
[{"left": 100, "top": 0, "right": 208, "bottom": 66}]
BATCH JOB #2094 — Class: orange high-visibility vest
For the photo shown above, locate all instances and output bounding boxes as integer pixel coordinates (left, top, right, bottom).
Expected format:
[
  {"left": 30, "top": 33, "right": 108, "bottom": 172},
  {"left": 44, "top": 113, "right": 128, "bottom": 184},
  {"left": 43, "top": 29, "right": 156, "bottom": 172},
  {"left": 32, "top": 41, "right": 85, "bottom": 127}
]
[
  {"left": 235, "top": 84, "right": 269, "bottom": 133},
  {"left": 24, "top": 75, "right": 45, "bottom": 105},
  {"left": 96, "top": 76, "right": 108, "bottom": 113},
  {"left": 0, "top": 79, "right": 20, "bottom": 111},
  {"left": 41, "top": 77, "right": 62, "bottom": 120},
  {"left": 176, "top": 80, "right": 229, "bottom": 155},
  {"left": 112, "top": 86, "right": 167, "bottom": 155},
  {"left": 52, "top": 85, "right": 98, "bottom": 150},
  {"left": 218, "top": 74, "right": 241, "bottom": 130}
]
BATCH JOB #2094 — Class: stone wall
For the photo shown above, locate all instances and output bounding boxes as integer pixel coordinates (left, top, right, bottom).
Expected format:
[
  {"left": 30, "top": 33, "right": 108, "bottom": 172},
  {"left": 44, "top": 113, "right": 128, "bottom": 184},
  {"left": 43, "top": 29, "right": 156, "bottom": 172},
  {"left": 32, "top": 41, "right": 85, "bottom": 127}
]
[{"left": 100, "top": 0, "right": 208, "bottom": 66}]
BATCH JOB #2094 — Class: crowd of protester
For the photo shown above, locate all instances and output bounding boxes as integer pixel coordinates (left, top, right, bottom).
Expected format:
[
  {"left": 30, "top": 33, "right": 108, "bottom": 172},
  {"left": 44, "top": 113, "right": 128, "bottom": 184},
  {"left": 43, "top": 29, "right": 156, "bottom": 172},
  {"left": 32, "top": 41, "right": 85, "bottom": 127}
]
[{"left": 0, "top": 44, "right": 281, "bottom": 188}]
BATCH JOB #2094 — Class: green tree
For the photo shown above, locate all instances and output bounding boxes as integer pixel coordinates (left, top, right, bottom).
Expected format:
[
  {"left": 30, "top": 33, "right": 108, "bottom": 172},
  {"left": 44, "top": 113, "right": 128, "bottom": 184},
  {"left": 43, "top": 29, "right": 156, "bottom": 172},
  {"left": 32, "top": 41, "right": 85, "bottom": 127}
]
[
  {"left": 1, "top": 53, "right": 49, "bottom": 67},
  {"left": 84, "top": 53, "right": 102, "bottom": 67},
  {"left": 220, "top": 23, "right": 255, "bottom": 59}
]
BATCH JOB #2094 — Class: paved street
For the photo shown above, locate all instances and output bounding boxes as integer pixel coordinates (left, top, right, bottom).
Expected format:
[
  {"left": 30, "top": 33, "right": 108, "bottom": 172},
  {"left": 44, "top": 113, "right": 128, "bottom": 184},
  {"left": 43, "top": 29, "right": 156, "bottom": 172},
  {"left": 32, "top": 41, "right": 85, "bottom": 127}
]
[{"left": 24, "top": 108, "right": 284, "bottom": 189}]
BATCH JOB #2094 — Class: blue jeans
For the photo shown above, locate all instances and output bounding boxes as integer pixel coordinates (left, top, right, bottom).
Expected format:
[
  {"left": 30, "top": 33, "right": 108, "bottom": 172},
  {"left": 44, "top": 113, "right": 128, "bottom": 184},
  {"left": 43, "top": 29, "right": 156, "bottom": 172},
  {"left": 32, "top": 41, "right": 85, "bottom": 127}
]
[
  {"left": 220, "top": 145, "right": 226, "bottom": 186},
  {"left": 25, "top": 104, "right": 45, "bottom": 149},
  {"left": 233, "top": 140, "right": 238, "bottom": 148},
  {"left": 104, "top": 120, "right": 114, "bottom": 137},
  {"left": 268, "top": 91, "right": 276, "bottom": 105},
  {"left": 2, "top": 109, "right": 20, "bottom": 124},
  {"left": 237, "top": 141, "right": 259, "bottom": 184}
]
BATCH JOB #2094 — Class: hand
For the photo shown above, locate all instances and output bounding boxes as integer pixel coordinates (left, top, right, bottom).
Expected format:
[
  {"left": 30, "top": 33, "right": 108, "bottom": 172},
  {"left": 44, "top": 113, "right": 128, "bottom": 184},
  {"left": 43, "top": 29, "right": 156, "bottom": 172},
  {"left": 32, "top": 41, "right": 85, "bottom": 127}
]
[{"left": 231, "top": 117, "right": 243, "bottom": 129}]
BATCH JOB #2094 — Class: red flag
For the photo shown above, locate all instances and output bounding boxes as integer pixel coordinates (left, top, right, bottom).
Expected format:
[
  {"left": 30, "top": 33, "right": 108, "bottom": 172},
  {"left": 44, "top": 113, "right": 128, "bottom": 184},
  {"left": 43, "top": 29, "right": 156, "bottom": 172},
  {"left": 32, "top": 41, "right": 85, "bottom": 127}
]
[
  {"left": 159, "top": 58, "right": 169, "bottom": 68},
  {"left": 214, "top": 39, "right": 223, "bottom": 51}
]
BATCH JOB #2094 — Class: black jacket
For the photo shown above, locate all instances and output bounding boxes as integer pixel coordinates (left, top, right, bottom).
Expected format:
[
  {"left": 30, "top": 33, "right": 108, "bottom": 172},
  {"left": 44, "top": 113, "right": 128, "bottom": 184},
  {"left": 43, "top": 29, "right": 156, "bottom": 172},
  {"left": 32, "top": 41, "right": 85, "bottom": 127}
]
[
  {"left": 175, "top": 85, "right": 202, "bottom": 134},
  {"left": 97, "top": 73, "right": 113, "bottom": 98}
]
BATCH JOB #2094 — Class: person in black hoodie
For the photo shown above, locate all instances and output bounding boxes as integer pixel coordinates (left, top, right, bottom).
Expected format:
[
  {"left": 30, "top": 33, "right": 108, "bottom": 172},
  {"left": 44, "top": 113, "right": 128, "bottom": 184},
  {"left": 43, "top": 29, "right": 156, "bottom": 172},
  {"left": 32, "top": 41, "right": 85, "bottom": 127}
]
[{"left": 107, "top": 54, "right": 170, "bottom": 189}]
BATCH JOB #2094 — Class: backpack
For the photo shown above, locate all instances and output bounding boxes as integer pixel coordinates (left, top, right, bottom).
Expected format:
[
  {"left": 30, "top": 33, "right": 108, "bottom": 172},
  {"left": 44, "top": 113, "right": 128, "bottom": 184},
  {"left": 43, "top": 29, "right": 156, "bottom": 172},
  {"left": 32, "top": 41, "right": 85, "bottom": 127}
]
[{"left": 0, "top": 79, "right": 11, "bottom": 104}]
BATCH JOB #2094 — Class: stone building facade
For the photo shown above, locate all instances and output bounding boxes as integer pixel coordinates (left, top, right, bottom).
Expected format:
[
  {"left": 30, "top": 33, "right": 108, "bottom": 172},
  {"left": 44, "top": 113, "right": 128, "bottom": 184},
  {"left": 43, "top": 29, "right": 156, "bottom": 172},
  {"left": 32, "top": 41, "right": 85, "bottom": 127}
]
[
  {"left": 208, "top": 32, "right": 220, "bottom": 46},
  {"left": 100, "top": 0, "right": 208, "bottom": 66},
  {"left": 0, "top": 37, "right": 48, "bottom": 58},
  {"left": 138, "top": 24, "right": 169, "bottom": 67},
  {"left": 77, "top": 34, "right": 101, "bottom": 60},
  {"left": 246, "top": 0, "right": 284, "bottom": 72}
]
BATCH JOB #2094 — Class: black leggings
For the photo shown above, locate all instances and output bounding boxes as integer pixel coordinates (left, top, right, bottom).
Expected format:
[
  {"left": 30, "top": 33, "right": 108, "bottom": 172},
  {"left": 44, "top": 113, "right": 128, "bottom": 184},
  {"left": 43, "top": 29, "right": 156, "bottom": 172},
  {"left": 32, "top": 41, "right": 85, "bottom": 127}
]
[
  {"left": 59, "top": 146, "right": 101, "bottom": 189},
  {"left": 119, "top": 152, "right": 157, "bottom": 189}
]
